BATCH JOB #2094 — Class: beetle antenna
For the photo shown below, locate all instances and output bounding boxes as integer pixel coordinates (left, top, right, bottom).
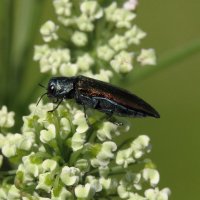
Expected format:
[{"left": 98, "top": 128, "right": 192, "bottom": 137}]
[
  {"left": 38, "top": 83, "right": 46, "bottom": 89},
  {"left": 36, "top": 92, "right": 47, "bottom": 106}
]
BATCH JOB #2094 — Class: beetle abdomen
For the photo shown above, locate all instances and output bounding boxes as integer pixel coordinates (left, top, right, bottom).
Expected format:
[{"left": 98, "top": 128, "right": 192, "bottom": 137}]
[{"left": 76, "top": 76, "right": 160, "bottom": 118}]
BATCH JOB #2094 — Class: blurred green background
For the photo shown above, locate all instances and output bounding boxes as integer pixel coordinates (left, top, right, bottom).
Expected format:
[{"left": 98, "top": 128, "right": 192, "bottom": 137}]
[{"left": 0, "top": 0, "right": 200, "bottom": 199}]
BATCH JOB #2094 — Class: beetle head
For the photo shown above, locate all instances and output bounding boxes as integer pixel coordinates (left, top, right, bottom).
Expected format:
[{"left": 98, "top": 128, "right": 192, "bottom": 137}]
[
  {"left": 36, "top": 77, "right": 75, "bottom": 106},
  {"left": 47, "top": 77, "right": 74, "bottom": 99}
]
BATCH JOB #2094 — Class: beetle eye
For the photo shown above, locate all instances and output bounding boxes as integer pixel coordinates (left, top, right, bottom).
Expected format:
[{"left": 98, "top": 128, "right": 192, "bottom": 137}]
[{"left": 50, "top": 85, "right": 55, "bottom": 93}]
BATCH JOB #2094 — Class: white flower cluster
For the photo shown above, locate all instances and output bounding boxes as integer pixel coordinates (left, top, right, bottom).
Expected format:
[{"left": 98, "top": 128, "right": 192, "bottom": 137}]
[
  {"left": 0, "top": 106, "right": 15, "bottom": 128},
  {"left": 40, "top": 20, "right": 59, "bottom": 42},
  {"left": 0, "top": 1, "right": 170, "bottom": 200},
  {"left": 34, "top": 0, "right": 156, "bottom": 79},
  {"left": 0, "top": 102, "right": 170, "bottom": 199},
  {"left": 116, "top": 135, "right": 151, "bottom": 168}
]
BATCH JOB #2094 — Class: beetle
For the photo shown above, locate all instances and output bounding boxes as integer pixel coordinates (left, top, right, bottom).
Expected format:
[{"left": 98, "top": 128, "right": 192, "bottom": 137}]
[{"left": 38, "top": 75, "right": 160, "bottom": 118}]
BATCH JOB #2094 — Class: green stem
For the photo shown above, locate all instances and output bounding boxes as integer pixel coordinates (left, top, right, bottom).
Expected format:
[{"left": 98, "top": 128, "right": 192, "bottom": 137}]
[
  {"left": 132, "top": 39, "right": 200, "bottom": 83},
  {"left": 0, "top": 0, "right": 14, "bottom": 105},
  {"left": 118, "top": 136, "right": 136, "bottom": 150},
  {"left": 90, "top": 161, "right": 140, "bottom": 177},
  {"left": 108, "top": 166, "right": 128, "bottom": 176},
  {"left": 13, "top": 0, "right": 45, "bottom": 106},
  {"left": 0, "top": 169, "right": 16, "bottom": 177},
  {"left": 90, "top": 165, "right": 127, "bottom": 176}
]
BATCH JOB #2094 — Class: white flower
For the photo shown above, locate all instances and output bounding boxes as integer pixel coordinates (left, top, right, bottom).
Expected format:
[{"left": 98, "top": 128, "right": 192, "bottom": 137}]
[
  {"left": 117, "top": 184, "right": 132, "bottom": 199},
  {"left": 71, "top": 132, "right": 86, "bottom": 151},
  {"left": 57, "top": 48, "right": 71, "bottom": 63},
  {"left": 110, "top": 51, "right": 133, "bottom": 73},
  {"left": 109, "top": 34, "right": 127, "bottom": 52},
  {"left": 2, "top": 134, "right": 22, "bottom": 158},
  {"left": 143, "top": 168, "right": 160, "bottom": 187},
  {"left": 34, "top": 44, "right": 50, "bottom": 61},
  {"left": 99, "top": 177, "right": 112, "bottom": 190},
  {"left": 125, "top": 25, "right": 147, "bottom": 45},
  {"left": 97, "top": 45, "right": 115, "bottom": 62},
  {"left": 80, "top": 1, "right": 103, "bottom": 20},
  {"left": 25, "top": 102, "right": 53, "bottom": 128},
  {"left": 60, "top": 117, "right": 71, "bottom": 139},
  {"left": 40, "top": 20, "right": 59, "bottom": 42},
  {"left": 77, "top": 53, "right": 94, "bottom": 71},
  {"left": 0, "top": 188, "right": 7, "bottom": 199},
  {"left": 123, "top": 0, "right": 138, "bottom": 11},
  {"left": 0, "top": 106, "right": 15, "bottom": 128},
  {"left": 75, "top": 183, "right": 95, "bottom": 199},
  {"left": 36, "top": 172, "right": 53, "bottom": 193},
  {"left": 116, "top": 148, "right": 135, "bottom": 168},
  {"left": 1, "top": 139, "right": 16, "bottom": 158},
  {"left": 20, "top": 153, "right": 43, "bottom": 178},
  {"left": 91, "top": 141, "right": 117, "bottom": 167},
  {"left": 75, "top": 159, "right": 90, "bottom": 174},
  {"left": 132, "top": 173, "right": 142, "bottom": 191},
  {"left": 18, "top": 131, "right": 35, "bottom": 151},
  {"left": 92, "top": 69, "right": 113, "bottom": 82},
  {"left": 53, "top": 0, "right": 72, "bottom": 17},
  {"left": 137, "top": 49, "right": 156, "bottom": 66},
  {"left": 42, "top": 159, "right": 58, "bottom": 172},
  {"left": 113, "top": 8, "right": 136, "bottom": 28},
  {"left": 97, "top": 121, "right": 118, "bottom": 141},
  {"left": 7, "top": 185, "right": 20, "bottom": 200},
  {"left": 99, "top": 166, "right": 110, "bottom": 178},
  {"left": 131, "top": 135, "right": 151, "bottom": 159},
  {"left": 86, "top": 176, "right": 102, "bottom": 192},
  {"left": 39, "top": 48, "right": 71, "bottom": 74},
  {"left": 60, "top": 166, "right": 80, "bottom": 186},
  {"left": 72, "top": 110, "right": 89, "bottom": 133},
  {"left": 128, "top": 193, "right": 146, "bottom": 200},
  {"left": 105, "top": 3, "right": 135, "bottom": 28},
  {"left": 105, "top": 2, "right": 117, "bottom": 22},
  {"left": 101, "top": 177, "right": 118, "bottom": 193},
  {"left": 40, "top": 124, "right": 56, "bottom": 143},
  {"left": 71, "top": 31, "right": 88, "bottom": 47},
  {"left": 145, "top": 187, "right": 171, "bottom": 200},
  {"left": 51, "top": 187, "right": 72, "bottom": 200},
  {"left": 59, "top": 63, "right": 78, "bottom": 76},
  {"left": 76, "top": 14, "right": 94, "bottom": 32},
  {"left": 39, "top": 49, "right": 58, "bottom": 74},
  {"left": 118, "top": 172, "right": 143, "bottom": 198},
  {"left": 57, "top": 16, "right": 75, "bottom": 26}
]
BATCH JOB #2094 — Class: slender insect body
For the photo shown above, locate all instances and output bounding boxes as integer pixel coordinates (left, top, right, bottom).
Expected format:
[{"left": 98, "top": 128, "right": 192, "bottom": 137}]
[{"left": 43, "top": 75, "right": 160, "bottom": 118}]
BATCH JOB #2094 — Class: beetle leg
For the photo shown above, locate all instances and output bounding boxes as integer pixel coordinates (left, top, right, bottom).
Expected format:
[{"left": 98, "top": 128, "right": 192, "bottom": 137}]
[
  {"left": 78, "top": 94, "right": 99, "bottom": 108},
  {"left": 108, "top": 116, "right": 123, "bottom": 126},
  {"left": 77, "top": 94, "right": 102, "bottom": 126},
  {"left": 82, "top": 98, "right": 98, "bottom": 125},
  {"left": 83, "top": 104, "right": 89, "bottom": 122},
  {"left": 105, "top": 109, "right": 113, "bottom": 119},
  {"left": 83, "top": 104, "right": 86, "bottom": 118},
  {"left": 48, "top": 99, "right": 63, "bottom": 112},
  {"left": 102, "top": 110, "right": 123, "bottom": 126}
]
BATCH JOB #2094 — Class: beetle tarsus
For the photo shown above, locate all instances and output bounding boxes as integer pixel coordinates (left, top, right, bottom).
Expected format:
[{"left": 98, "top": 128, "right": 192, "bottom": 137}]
[
  {"left": 83, "top": 105, "right": 91, "bottom": 126},
  {"left": 48, "top": 99, "right": 63, "bottom": 112},
  {"left": 107, "top": 116, "right": 123, "bottom": 126}
]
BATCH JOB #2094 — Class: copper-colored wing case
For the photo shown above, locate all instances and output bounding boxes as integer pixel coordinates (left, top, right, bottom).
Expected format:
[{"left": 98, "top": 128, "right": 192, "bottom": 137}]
[{"left": 76, "top": 76, "right": 160, "bottom": 118}]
